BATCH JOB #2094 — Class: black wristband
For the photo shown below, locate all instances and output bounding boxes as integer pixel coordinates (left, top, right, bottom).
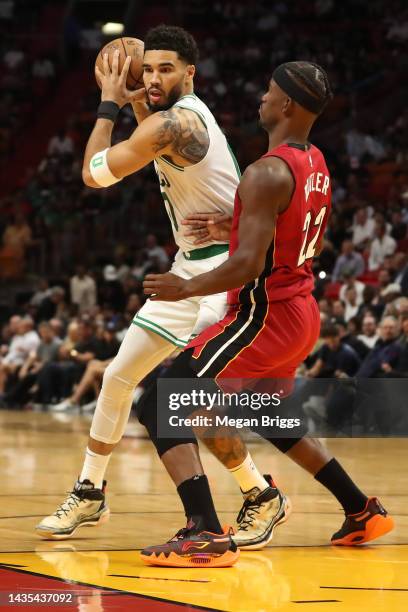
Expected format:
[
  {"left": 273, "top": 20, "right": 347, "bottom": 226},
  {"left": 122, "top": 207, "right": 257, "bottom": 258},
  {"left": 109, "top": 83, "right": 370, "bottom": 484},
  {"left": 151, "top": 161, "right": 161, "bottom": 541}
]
[{"left": 97, "top": 101, "right": 120, "bottom": 122}]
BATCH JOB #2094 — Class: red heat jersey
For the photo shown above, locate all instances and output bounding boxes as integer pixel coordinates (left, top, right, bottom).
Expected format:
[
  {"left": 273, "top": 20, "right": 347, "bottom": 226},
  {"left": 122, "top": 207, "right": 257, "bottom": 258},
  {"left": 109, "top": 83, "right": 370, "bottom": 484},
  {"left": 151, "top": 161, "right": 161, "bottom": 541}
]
[{"left": 228, "top": 142, "right": 331, "bottom": 305}]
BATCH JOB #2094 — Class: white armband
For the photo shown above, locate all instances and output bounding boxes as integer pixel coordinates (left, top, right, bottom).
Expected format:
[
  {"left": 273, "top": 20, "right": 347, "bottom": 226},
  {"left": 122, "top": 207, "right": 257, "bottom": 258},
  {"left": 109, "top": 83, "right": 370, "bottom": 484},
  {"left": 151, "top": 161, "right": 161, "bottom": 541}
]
[{"left": 89, "top": 148, "right": 122, "bottom": 187}]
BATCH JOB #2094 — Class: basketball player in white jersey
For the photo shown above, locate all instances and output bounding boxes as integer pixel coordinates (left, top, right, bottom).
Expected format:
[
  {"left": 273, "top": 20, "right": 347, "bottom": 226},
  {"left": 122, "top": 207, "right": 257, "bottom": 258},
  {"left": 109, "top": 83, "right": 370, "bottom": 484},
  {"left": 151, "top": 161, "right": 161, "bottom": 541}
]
[{"left": 36, "top": 26, "right": 287, "bottom": 545}]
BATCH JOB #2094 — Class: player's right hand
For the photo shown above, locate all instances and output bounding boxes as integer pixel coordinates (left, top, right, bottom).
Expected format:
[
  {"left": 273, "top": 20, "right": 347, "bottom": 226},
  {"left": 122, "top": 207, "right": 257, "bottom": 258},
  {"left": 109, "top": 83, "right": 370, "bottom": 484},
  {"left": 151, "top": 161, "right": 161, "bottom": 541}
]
[
  {"left": 96, "top": 50, "right": 146, "bottom": 108},
  {"left": 182, "top": 212, "right": 232, "bottom": 245}
]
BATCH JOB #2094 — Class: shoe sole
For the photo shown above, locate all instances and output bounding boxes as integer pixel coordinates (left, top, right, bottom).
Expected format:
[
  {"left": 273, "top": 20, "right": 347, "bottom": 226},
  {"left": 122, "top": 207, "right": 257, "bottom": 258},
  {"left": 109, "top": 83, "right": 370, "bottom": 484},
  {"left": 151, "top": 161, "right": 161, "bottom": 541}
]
[
  {"left": 233, "top": 495, "right": 292, "bottom": 551},
  {"left": 35, "top": 508, "right": 110, "bottom": 540},
  {"left": 331, "top": 514, "right": 395, "bottom": 546},
  {"left": 140, "top": 548, "right": 240, "bottom": 568}
]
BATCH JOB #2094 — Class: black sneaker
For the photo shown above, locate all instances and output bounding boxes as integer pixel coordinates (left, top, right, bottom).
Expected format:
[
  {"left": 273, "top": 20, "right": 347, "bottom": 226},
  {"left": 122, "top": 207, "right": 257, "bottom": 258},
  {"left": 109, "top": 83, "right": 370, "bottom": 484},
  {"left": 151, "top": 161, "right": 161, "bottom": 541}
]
[
  {"left": 331, "top": 497, "right": 394, "bottom": 546},
  {"left": 141, "top": 516, "right": 240, "bottom": 567}
]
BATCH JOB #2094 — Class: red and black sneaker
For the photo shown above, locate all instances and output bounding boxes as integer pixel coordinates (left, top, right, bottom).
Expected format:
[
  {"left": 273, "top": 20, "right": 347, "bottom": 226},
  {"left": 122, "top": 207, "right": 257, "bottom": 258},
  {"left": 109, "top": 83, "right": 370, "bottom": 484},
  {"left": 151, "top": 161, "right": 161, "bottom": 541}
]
[
  {"left": 140, "top": 517, "right": 240, "bottom": 568},
  {"left": 331, "top": 497, "right": 394, "bottom": 546}
]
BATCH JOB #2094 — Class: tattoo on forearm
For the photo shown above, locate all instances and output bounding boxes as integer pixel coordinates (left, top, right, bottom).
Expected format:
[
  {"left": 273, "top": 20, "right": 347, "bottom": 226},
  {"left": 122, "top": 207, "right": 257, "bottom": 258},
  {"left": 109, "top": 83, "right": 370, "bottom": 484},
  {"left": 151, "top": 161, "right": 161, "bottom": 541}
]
[{"left": 154, "top": 108, "right": 209, "bottom": 164}]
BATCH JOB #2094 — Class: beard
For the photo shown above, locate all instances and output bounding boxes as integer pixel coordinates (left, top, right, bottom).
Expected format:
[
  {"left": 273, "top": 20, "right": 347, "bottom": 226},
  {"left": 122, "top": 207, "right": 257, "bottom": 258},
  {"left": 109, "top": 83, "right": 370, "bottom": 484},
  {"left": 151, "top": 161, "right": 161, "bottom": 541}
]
[{"left": 147, "top": 82, "right": 184, "bottom": 112}]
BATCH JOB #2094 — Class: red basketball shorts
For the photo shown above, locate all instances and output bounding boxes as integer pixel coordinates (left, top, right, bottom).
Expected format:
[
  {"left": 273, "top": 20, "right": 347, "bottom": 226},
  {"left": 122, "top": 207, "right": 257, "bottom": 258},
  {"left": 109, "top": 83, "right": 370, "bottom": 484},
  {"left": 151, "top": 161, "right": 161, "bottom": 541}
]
[{"left": 187, "top": 294, "right": 320, "bottom": 395}]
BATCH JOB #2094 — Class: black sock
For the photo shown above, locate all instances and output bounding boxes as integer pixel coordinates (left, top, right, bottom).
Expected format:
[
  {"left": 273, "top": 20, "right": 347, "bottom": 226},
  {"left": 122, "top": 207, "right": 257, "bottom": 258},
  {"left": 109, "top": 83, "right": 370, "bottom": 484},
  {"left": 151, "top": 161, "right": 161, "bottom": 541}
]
[
  {"left": 314, "top": 458, "right": 368, "bottom": 515},
  {"left": 177, "top": 475, "right": 223, "bottom": 534}
]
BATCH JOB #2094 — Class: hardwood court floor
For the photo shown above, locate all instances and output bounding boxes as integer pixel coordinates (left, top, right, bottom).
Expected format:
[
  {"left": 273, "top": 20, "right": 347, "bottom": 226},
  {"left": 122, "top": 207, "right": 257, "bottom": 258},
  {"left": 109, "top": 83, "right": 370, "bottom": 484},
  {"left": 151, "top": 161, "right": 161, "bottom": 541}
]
[{"left": 0, "top": 409, "right": 407, "bottom": 611}]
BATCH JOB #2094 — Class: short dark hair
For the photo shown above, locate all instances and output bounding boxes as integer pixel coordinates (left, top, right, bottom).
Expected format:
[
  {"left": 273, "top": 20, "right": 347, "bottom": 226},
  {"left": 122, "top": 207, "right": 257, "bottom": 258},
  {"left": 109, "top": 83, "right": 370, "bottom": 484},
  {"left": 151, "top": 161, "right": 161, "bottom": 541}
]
[
  {"left": 321, "top": 323, "right": 340, "bottom": 338},
  {"left": 282, "top": 61, "right": 333, "bottom": 114},
  {"left": 144, "top": 25, "right": 199, "bottom": 65}
]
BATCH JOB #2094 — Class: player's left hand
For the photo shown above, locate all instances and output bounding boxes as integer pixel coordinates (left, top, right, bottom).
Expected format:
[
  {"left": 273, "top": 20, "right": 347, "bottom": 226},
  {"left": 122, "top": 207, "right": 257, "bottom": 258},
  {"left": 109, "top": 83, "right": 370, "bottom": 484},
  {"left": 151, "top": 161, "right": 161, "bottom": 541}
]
[
  {"left": 182, "top": 212, "right": 232, "bottom": 245},
  {"left": 143, "top": 273, "right": 190, "bottom": 301},
  {"left": 96, "top": 50, "right": 146, "bottom": 108}
]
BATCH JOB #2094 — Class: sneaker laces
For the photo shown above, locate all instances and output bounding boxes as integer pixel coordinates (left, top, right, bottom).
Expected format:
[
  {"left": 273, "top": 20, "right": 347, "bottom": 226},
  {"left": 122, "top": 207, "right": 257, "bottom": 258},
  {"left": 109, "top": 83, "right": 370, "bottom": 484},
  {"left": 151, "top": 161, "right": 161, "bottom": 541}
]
[
  {"left": 169, "top": 526, "right": 193, "bottom": 542},
  {"left": 53, "top": 491, "right": 87, "bottom": 519},
  {"left": 236, "top": 498, "right": 263, "bottom": 531}
]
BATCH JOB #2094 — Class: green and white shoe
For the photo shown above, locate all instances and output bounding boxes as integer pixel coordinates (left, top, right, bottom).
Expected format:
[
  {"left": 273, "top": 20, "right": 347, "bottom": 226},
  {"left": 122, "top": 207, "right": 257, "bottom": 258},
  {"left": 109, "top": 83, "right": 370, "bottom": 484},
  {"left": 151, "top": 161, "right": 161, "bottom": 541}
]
[{"left": 35, "top": 479, "right": 109, "bottom": 540}]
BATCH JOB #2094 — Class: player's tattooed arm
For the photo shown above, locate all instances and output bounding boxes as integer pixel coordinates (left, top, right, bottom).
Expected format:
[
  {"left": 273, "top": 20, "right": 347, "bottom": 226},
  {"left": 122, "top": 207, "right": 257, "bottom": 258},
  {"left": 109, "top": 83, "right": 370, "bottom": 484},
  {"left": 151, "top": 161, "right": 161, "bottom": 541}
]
[{"left": 153, "top": 108, "right": 209, "bottom": 165}]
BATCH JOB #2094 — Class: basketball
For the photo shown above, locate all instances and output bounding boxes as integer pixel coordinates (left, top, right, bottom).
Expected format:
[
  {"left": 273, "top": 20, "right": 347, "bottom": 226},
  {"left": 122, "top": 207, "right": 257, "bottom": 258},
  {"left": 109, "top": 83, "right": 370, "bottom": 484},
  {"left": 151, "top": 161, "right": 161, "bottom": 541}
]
[{"left": 95, "top": 37, "right": 144, "bottom": 90}]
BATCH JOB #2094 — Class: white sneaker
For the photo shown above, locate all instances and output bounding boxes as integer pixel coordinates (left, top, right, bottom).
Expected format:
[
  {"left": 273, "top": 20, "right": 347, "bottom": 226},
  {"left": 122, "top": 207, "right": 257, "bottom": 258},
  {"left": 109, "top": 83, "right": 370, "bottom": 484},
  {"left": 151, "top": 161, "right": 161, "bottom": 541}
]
[
  {"left": 35, "top": 479, "right": 110, "bottom": 540},
  {"left": 81, "top": 399, "right": 97, "bottom": 413},
  {"left": 232, "top": 475, "right": 291, "bottom": 550},
  {"left": 49, "top": 399, "right": 80, "bottom": 412}
]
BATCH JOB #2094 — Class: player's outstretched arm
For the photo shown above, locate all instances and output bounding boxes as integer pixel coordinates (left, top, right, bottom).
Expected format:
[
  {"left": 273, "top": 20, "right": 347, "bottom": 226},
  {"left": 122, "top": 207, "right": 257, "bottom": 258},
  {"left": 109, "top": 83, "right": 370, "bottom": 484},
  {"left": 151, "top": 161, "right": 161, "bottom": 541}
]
[{"left": 143, "top": 157, "right": 294, "bottom": 300}]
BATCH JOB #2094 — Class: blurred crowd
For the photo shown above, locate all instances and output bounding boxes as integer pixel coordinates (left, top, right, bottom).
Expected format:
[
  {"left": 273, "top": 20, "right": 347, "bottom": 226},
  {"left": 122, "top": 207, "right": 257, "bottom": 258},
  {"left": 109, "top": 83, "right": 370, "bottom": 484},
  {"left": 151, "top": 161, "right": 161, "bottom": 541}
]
[{"left": 0, "top": 0, "right": 407, "bottom": 418}]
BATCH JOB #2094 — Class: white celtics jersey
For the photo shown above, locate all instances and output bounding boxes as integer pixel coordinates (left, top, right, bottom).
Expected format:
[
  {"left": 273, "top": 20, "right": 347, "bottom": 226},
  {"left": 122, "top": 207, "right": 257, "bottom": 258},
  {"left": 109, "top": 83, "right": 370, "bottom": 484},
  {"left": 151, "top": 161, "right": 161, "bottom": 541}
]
[{"left": 153, "top": 93, "right": 240, "bottom": 253}]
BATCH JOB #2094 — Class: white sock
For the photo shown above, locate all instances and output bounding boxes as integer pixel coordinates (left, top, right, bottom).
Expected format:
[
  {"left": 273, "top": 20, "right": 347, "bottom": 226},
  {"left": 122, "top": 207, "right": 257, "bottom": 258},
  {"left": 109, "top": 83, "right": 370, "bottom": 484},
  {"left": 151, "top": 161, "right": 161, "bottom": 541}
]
[
  {"left": 79, "top": 448, "right": 111, "bottom": 489},
  {"left": 229, "top": 452, "right": 270, "bottom": 494}
]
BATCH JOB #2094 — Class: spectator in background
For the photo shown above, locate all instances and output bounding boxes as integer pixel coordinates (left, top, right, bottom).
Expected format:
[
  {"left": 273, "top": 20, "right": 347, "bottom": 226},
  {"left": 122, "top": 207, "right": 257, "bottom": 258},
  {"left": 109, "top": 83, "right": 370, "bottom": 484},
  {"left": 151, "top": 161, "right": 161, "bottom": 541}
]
[
  {"left": 47, "top": 129, "right": 74, "bottom": 156},
  {"left": 332, "top": 299, "right": 346, "bottom": 320},
  {"left": 358, "top": 315, "right": 380, "bottom": 349},
  {"left": 339, "top": 272, "right": 365, "bottom": 304},
  {"left": 332, "top": 240, "right": 365, "bottom": 281},
  {"left": 383, "top": 313, "right": 408, "bottom": 377},
  {"left": 0, "top": 212, "right": 32, "bottom": 277},
  {"left": 144, "top": 234, "right": 170, "bottom": 272},
  {"left": 336, "top": 318, "right": 370, "bottom": 361},
  {"left": 30, "top": 278, "right": 51, "bottom": 307},
  {"left": 378, "top": 269, "right": 396, "bottom": 298},
  {"left": 356, "top": 285, "right": 384, "bottom": 320},
  {"left": 343, "top": 286, "right": 360, "bottom": 322},
  {"left": 52, "top": 321, "right": 121, "bottom": 412},
  {"left": 352, "top": 207, "right": 375, "bottom": 249},
  {"left": 36, "top": 286, "right": 68, "bottom": 322},
  {"left": 0, "top": 317, "right": 39, "bottom": 393},
  {"left": 392, "top": 252, "right": 408, "bottom": 294},
  {"left": 368, "top": 220, "right": 397, "bottom": 271},
  {"left": 70, "top": 265, "right": 97, "bottom": 314},
  {"left": 380, "top": 283, "right": 403, "bottom": 305},
  {"left": 36, "top": 318, "right": 99, "bottom": 406},
  {"left": 49, "top": 318, "right": 65, "bottom": 340},
  {"left": 99, "top": 265, "right": 126, "bottom": 312},
  {"left": 357, "top": 316, "right": 400, "bottom": 377},
  {"left": 390, "top": 210, "right": 407, "bottom": 241},
  {"left": 306, "top": 324, "right": 361, "bottom": 379},
  {"left": 1, "top": 315, "right": 21, "bottom": 349},
  {"left": 318, "top": 298, "right": 331, "bottom": 317},
  {"left": 2, "top": 322, "right": 61, "bottom": 408}
]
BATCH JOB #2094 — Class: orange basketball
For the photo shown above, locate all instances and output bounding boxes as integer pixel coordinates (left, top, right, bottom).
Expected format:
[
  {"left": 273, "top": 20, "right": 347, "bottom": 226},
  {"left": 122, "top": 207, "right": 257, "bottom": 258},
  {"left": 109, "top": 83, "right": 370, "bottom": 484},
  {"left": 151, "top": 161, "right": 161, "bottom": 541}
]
[{"left": 95, "top": 37, "right": 144, "bottom": 90}]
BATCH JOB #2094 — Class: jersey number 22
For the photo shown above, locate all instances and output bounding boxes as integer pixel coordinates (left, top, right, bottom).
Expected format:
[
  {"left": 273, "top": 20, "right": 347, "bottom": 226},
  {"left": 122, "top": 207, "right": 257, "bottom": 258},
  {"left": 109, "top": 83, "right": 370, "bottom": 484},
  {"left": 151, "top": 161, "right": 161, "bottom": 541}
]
[{"left": 297, "top": 206, "right": 327, "bottom": 266}]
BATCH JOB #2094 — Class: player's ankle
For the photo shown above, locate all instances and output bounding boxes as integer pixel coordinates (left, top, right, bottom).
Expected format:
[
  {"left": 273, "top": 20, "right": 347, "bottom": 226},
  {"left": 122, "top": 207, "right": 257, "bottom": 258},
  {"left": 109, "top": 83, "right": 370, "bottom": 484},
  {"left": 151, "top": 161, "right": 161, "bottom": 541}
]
[{"left": 229, "top": 452, "right": 270, "bottom": 494}]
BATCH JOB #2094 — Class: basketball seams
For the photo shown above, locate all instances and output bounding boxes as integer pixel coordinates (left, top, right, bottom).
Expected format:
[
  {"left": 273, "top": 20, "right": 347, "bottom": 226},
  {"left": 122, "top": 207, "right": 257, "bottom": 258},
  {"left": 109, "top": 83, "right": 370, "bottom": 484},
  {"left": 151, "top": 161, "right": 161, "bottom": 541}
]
[
  {"left": 96, "top": 38, "right": 143, "bottom": 89},
  {"left": 120, "top": 37, "right": 140, "bottom": 88}
]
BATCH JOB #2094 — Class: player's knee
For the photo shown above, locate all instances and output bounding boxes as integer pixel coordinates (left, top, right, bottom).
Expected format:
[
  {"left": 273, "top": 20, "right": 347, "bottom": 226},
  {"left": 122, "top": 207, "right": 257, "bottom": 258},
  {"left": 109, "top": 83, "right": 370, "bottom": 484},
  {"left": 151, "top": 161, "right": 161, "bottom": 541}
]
[{"left": 102, "top": 359, "right": 134, "bottom": 391}]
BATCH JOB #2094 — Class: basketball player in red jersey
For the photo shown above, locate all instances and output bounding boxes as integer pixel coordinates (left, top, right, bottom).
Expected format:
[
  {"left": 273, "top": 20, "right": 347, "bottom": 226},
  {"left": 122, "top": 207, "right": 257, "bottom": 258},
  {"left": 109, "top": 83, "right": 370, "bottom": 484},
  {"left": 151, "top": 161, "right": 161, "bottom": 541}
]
[{"left": 141, "top": 62, "right": 394, "bottom": 567}]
